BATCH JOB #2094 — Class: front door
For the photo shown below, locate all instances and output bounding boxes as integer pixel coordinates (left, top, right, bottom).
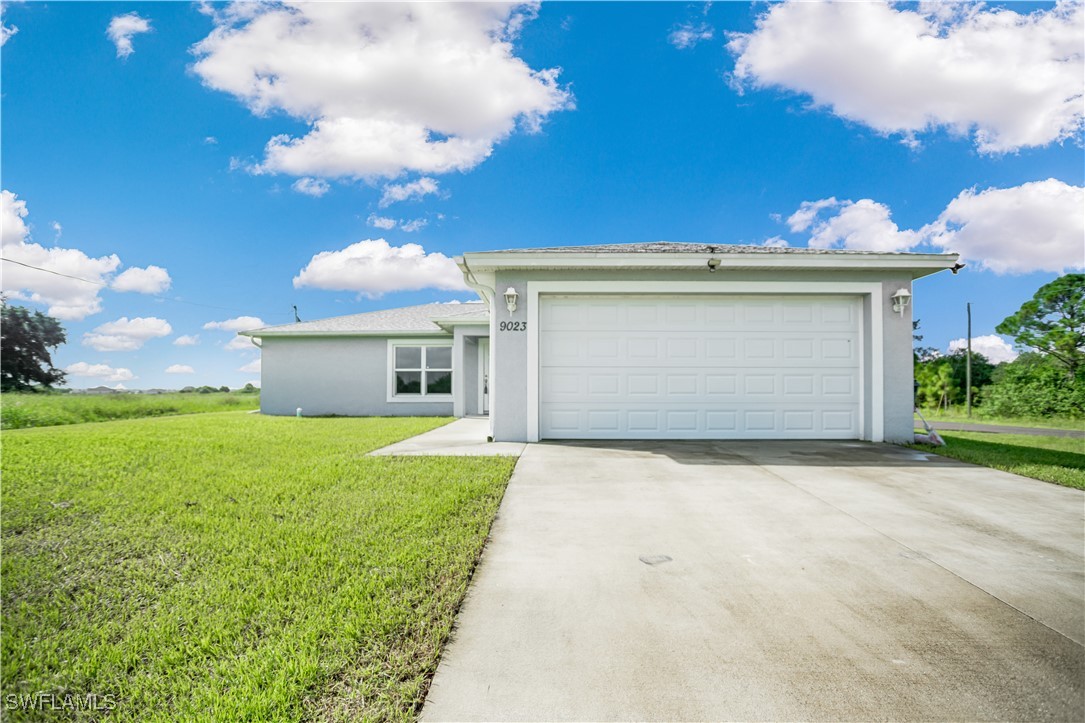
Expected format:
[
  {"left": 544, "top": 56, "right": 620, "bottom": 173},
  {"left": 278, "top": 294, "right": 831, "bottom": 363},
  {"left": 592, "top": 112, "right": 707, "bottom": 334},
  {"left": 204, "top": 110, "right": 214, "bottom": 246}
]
[{"left": 479, "top": 338, "right": 490, "bottom": 414}]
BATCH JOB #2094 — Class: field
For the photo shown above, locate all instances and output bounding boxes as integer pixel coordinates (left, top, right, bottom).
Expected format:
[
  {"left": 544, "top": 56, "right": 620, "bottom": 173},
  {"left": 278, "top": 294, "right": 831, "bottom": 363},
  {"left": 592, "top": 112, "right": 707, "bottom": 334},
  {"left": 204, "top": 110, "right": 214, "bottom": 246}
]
[
  {"left": 1, "top": 414, "right": 517, "bottom": 721},
  {"left": 913, "top": 431, "right": 1085, "bottom": 490},
  {"left": 0, "top": 392, "right": 260, "bottom": 429}
]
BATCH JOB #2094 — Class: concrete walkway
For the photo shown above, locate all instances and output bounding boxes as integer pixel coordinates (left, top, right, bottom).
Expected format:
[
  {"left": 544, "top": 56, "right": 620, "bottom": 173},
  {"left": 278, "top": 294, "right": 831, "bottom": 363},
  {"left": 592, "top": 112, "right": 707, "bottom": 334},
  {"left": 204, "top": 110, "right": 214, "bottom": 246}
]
[
  {"left": 915, "top": 418, "right": 1085, "bottom": 439},
  {"left": 422, "top": 440, "right": 1084, "bottom": 722},
  {"left": 368, "top": 417, "right": 525, "bottom": 456}
]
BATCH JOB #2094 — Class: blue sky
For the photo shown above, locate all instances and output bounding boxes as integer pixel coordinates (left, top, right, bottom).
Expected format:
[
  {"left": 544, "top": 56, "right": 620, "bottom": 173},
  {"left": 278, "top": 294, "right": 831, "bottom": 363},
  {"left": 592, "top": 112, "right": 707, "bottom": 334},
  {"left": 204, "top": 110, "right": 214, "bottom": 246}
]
[{"left": 2, "top": 1, "right": 1082, "bottom": 388}]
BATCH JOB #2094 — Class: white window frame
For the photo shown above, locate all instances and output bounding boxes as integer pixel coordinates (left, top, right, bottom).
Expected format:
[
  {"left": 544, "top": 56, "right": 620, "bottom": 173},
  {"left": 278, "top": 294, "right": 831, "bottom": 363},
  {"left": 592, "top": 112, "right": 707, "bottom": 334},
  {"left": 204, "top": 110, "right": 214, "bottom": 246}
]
[{"left": 387, "top": 339, "right": 454, "bottom": 403}]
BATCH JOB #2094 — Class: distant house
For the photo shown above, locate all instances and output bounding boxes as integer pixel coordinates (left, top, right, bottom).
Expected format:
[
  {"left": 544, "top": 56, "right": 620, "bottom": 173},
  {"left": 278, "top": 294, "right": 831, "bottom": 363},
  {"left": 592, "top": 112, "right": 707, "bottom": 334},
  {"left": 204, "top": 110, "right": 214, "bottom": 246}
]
[
  {"left": 83, "top": 386, "right": 120, "bottom": 395},
  {"left": 241, "top": 243, "right": 959, "bottom": 444}
]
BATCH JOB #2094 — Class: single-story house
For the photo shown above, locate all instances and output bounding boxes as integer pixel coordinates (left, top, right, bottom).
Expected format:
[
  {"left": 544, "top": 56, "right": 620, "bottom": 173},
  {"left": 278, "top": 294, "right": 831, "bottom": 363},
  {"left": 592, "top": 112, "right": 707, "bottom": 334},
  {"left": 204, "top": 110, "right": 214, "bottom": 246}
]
[{"left": 241, "top": 243, "right": 959, "bottom": 443}]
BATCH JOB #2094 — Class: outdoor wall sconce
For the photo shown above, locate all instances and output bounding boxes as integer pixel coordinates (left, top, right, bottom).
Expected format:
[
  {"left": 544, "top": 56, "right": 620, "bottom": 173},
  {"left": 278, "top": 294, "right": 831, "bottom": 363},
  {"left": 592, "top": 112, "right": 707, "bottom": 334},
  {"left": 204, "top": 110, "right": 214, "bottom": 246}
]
[
  {"left": 504, "top": 287, "right": 518, "bottom": 316},
  {"left": 891, "top": 287, "right": 912, "bottom": 316},
  {"left": 707, "top": 258, "right": 721, "bottom": 272}
]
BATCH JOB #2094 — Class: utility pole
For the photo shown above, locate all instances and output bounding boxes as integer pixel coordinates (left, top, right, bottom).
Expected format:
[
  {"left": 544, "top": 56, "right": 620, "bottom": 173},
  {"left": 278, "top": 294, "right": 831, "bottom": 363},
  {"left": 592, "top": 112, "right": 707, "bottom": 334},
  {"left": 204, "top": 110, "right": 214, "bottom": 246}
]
[{"left": 966, "top": 302, "right": 972, "bottom": 418}]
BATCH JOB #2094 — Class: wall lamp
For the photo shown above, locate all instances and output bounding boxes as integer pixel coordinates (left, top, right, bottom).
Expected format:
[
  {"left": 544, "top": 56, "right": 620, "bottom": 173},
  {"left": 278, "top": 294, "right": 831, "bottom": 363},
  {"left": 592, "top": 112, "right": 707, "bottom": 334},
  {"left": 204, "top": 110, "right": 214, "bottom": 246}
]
[
  {"left": 707, "top": 258, "right": 721, "bottom": 272},
  {"left": 891, "top": 287, "right": 912, "bottom": 316},
  {"left": 504, "top": 287, "right": 518, "bottom": 316}
]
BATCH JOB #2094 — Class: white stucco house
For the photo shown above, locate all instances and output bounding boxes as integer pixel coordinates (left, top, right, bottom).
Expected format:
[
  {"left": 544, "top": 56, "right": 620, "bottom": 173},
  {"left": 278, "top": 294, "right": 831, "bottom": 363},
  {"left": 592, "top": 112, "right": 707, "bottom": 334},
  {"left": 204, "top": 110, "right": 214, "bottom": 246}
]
[{"left": 240, "top": 243, "right": 959, "bottom": 443}]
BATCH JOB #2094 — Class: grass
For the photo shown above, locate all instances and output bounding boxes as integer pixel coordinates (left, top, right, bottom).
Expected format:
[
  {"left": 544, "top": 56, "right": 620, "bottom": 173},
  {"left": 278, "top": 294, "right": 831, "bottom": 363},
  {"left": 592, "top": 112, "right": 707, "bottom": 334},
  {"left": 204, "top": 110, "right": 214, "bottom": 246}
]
[
  {"left": 915, "top": 407, "right": 1084, "bottom": 432},
  {"left": 912, "top": 431, "right": 1085, "bottom": 490},
  {"left": 1, "top": 413, "right": 517, "bottom": 721},
  {"left": 0, "top": 392, "right": 261, "bottom": 429}
]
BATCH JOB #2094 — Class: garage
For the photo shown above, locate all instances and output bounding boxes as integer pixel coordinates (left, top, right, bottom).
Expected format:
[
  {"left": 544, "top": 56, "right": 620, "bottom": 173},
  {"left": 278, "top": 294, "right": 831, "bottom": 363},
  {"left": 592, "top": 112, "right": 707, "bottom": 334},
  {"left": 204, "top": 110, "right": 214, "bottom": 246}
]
[{"left": 538, "top": 294, "right": 862, "bottom": 440}]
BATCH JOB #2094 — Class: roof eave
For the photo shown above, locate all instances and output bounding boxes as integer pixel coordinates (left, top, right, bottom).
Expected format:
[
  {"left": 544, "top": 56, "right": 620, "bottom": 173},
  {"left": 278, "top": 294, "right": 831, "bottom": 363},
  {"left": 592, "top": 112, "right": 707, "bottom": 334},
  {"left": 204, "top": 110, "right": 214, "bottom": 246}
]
[
  {"left": 459, "top": 251, "right": 961, "bottom": 278},
  {"left": 239, "top": 329, "right": 451, "bottom": 338}
]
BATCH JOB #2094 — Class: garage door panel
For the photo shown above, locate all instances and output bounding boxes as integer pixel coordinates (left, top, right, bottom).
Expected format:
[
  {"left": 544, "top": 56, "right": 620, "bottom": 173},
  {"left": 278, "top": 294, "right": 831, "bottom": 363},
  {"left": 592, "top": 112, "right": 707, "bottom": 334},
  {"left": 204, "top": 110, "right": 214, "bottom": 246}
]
[
  {"left": 542, "top": 332, "right": 858, "bottom": 367},
  {"left": 541, "top": 368, "right": 860, "bottom": 404},
  {"left": 540, "top": 295, "right": 861, "bottom": 439},
  {"left": 540, "top": 404, "right": 860, "bottom": 439}
]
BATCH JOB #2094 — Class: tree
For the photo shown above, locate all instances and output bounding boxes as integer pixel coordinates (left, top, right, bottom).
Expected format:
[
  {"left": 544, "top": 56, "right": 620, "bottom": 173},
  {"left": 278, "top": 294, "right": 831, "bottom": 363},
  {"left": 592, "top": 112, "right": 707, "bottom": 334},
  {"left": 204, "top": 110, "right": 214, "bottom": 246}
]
[
  {"left": 996, "top": 274, "right": 1085, "bottom": 377},
  {"left": 981, "top": 353, "right": 1085, "bottom": 419},
  {"left": 944, "top": 349, "right": 995, "bottom": 397},
  {"left": 913, "top": 319, "right": 938, "bottom": 362},
  {"left": 1, "top": 301, "right": 68, "bottom": 391},
  {"left": 915, "top": 360, "right": 958, "bottom": 411}
]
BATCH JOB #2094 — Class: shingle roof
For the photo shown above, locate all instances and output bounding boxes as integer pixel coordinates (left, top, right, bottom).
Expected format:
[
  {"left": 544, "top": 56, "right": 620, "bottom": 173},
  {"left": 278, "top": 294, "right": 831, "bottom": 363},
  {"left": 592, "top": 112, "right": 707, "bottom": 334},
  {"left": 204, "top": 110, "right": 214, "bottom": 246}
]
[
  {"left": 242, "top": 301, "right": 486, "bottom": 336},
  {"left": 487, "top": 242, "right": 916, "bottom": 255}
]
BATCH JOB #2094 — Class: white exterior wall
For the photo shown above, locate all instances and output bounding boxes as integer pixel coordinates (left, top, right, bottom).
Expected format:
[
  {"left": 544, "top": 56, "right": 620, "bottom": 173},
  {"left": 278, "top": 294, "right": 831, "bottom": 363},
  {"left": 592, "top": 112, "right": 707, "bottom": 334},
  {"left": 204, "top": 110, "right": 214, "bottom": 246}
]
[
  {"left": 489, "top": 269, "right": 915, "bottom": 444},
  {"left": 260, "top": 336, "right": 454, "bottom": 417}
]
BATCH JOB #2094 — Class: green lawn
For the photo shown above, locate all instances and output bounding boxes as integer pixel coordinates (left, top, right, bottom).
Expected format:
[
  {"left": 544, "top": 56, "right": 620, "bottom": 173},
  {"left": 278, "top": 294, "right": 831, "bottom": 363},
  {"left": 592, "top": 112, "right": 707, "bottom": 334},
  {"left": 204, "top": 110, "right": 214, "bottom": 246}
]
[
  {"left": 1, "top": 413, "right": 517, "bottom": 721},
  {"left": 915, "top": 408, "right": 1085, "bottom": 432},
  {"left": 1, "top": 392, "right": 261, "bottom": 429},
  {"left": 912, "top": 431, "right": 1085, "bottom": 490}
]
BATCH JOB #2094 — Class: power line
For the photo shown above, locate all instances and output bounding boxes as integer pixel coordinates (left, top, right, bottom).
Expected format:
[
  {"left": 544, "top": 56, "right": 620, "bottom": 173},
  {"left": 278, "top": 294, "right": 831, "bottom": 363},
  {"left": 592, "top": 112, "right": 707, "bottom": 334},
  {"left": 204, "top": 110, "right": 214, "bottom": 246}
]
[
  {"left": 2, "top": 256, "right": 109, "bottom": 286},
  {"left": 1, "top": 256, "right": 293, "bottom": 319}
]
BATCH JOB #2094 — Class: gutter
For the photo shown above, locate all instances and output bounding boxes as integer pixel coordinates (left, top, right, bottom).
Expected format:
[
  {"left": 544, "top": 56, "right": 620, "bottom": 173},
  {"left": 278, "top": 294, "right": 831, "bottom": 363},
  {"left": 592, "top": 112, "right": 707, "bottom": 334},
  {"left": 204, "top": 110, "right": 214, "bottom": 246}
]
[{"left": 457, "top": 256, "right": 495, "bottom": 307}]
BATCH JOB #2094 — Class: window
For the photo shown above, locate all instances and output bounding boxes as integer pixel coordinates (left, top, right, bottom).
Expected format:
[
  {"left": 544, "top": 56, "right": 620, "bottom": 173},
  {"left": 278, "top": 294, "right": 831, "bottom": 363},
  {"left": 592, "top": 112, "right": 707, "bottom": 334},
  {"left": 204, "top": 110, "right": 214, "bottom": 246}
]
[{"left": 392, "top": 343, "right": 452, "bottom": 399}]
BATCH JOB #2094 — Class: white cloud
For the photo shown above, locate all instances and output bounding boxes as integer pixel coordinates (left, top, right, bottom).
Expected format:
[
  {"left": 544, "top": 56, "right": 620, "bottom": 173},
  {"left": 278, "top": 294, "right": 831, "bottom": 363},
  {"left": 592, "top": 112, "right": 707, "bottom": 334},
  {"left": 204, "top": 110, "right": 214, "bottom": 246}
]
[
  {"left": 948, "top": 335, "right": 1019, "bottom": 364},
  {"left": 761, "top": 236, "right": 789, "bottom": 248},
  {"left": 173, "top": 335, "right": 199, "bottom": 346},
  {"left": 729, "top": 1, "right": 1084, "bottom": 153},
  {"left": 788, "top": 197, "right": 922, "bottom": 253},
  {"left": 204, "top": 316, "right": 266, "bottom": 332},
  {"left": 65, "top": 362, "right": 136, "bottom": 383},
  {"left": 400, "top": 218, "right": 428, "bottom": 233},
  {"left": 107, "top": 12, "right": 152, "bottom": 59},
  {"left": 1, "top": 190, "right": 121, "bottom": 320},
  {"left": 784, "top": 179, "right": 1085, "bottom": 274},
  {"left": 293, "top": 238, "right": 468, "bottom": 297},
  {"left": 50, "top": 221, "right": 62, "bottom": 241},
  {"left": 367, "top": 214, "right": 397, "bottom": 230},
  {"left": 291, "top": 177, "right": 330, "bottom": 197},
  {"left": 225, "top": 335, "right": 257, "bottom": 351},
  {"left": 238, "top": 359, "right": 261, "bottom": 373},
  {"left": 204, "top": 136, "right": 218, "bottom": 145},
  {"left": 191, "top": 2, "right": 571, "bottom": 179},
  {"left": 166, "top": 364, "right": 195, "bottom": 374},
  {"left": 786, "top": 198, "right": 840, "bottom": 233},
  {"left": 1, "top": 189, "right": 30, "bottom": 247},
  {"left": 669, "top": 22, "right": 713, "bottom": 50},
  {"left": 926, "top": 179, "right": 1085, "bottom": 274},
  {"left": 83, "top": 316, "right": 172, "bottom": 352},
  {"left": 1, "top": 3, "right": 18, "bottom": 47},
  {"left": 379, "top": 177, "right": 440, "bottom": 208},
  {"left": 111, "top": 265, "right": 172, "bottom": 294}
]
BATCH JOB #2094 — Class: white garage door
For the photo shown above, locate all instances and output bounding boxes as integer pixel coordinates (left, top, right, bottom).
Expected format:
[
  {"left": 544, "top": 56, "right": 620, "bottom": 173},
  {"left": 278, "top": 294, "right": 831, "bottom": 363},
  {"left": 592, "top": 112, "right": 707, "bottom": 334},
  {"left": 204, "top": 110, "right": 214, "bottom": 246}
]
[{"left": 539, "top": 295, "right": 861, "bottom": 440}]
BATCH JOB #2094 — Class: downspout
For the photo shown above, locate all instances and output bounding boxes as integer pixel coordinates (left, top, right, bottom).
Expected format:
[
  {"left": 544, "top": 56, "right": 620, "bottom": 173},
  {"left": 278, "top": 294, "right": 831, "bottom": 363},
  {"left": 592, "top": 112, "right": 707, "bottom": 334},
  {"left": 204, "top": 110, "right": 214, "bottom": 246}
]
[
  {"left": 458, "top": 256, "right": 494, "bottom": 307},
  {"left": 458, "top": 257, "right": 496, "bottom": 439}
]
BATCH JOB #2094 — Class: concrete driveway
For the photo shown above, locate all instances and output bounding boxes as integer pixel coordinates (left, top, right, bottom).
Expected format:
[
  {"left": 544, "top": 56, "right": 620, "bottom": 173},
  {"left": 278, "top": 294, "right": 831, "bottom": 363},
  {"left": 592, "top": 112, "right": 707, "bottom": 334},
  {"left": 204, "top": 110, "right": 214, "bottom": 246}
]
[{"left": 422, "top": 441, "right": 1084, "bottom": 722}]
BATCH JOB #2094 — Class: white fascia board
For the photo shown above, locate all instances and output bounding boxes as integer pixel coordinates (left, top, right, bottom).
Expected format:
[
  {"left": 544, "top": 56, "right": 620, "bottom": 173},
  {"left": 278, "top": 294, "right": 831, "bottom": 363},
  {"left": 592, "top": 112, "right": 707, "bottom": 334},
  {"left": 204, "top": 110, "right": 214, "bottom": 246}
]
[
  {"left": 461, "top": 251, "right": 959, "bottom": 278},
  {"left": 239, "top": 329, "right": 450, "bottom": 339},
  {"left": 430, "top": 317, "right": 490, "bottom": 327}
]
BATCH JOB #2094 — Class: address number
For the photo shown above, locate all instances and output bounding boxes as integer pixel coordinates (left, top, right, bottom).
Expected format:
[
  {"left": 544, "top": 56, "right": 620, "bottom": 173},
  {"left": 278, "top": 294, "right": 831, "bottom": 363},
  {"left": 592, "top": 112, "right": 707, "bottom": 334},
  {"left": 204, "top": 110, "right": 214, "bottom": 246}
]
[{"left": 499, "top": 321, "right": 527, "bottom": 332}]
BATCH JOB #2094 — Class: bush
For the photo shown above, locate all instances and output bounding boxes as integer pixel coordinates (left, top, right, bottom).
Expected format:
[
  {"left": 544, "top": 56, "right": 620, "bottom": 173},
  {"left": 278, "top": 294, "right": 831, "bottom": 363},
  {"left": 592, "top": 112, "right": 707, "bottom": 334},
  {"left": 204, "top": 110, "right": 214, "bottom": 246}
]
[{"left": 980, "top": 354, "right": 1085, "bottom": 419}]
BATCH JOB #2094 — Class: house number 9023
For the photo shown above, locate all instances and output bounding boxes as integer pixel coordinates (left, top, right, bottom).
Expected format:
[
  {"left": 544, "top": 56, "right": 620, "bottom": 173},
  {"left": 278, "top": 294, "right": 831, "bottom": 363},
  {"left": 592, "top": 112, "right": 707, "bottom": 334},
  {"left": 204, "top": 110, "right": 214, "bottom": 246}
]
[{"left": 499, "top": 321, "right": 527, "bottom": 332}]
